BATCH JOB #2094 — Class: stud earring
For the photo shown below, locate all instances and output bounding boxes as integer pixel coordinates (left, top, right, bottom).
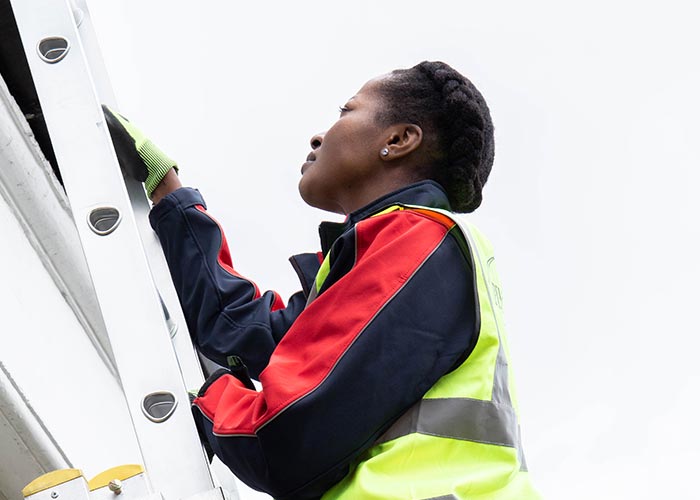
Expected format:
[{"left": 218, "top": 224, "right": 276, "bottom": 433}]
[{"left": 380, "top": 148, "right": 389, "bottom": 157}]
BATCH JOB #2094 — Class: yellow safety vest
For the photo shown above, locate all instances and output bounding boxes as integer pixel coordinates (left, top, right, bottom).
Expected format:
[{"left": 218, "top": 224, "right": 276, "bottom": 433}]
[{"left": 323, "top": 206, "right": 541, "bottom": 500}]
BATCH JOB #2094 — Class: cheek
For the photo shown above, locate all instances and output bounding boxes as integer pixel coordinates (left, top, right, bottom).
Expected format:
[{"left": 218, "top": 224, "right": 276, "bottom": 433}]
[{"left": 320, "top": 125, "right": 343, "bottom": 156}]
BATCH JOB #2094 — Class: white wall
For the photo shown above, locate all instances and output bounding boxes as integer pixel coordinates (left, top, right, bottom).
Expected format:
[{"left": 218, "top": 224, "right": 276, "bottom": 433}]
[
  {"left": 88, "top": 1, "right": 700, "bottom": 498},
  {"left": 0, "top": 135, "right": 141, "bottom": 499},
  {"left": 0, "top": 188, "right": 142, "bottom": 496}
]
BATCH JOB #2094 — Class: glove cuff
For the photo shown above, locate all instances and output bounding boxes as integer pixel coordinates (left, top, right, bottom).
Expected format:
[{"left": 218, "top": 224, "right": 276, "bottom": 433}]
[{"left": 140, "top": 139, "right": 178, "bottom": 197}]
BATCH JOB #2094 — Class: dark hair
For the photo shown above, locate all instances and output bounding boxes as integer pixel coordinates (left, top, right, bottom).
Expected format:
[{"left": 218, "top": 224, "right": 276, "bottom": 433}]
[{"left": 376, "top": 61, "right": 495, "bottom": 213}]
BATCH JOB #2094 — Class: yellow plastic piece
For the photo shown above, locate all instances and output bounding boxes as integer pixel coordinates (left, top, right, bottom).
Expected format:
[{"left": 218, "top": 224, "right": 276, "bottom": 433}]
[
  {"left": 22, "top": 469, "right": 84, "bottom": 497},
  {"left": 371, "top": 205, "right": 403, "bottom": 217},
  {"left": 88, "top": 464, "right": 144, "bottom": 491}
]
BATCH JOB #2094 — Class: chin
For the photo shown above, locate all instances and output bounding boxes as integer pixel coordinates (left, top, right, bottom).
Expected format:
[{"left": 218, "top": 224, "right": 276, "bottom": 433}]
[
  {"left": 298, "top": 176, "right": 313, "bottom": 205},
  {"left": 298, "top": 178, "right": 343, "bottom": 214},
  {"left": 298, "top": 177, "right": 322, "bottom": 210}
]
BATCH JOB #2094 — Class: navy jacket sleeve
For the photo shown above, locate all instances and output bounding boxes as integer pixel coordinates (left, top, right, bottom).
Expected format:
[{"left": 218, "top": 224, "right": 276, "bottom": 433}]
[
  {"left": 149, "top": 187, "right": 311, "bottom": 377},
  {"left": 188, "top": 208, "right": 477, "bottom": 500}
]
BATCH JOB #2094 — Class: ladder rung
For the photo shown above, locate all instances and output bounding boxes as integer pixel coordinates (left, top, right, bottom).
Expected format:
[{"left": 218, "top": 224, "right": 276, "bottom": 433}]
[
  {"left": 88, "top": 464, "right": 144, "bottom": 491},
  {"left": 22, "top": 469, "right": 84, "bottom": 498}
]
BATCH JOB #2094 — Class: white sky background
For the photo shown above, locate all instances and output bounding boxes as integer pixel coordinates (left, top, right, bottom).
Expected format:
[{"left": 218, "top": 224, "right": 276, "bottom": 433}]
[{"left": 88, "top": 1, "right": 700, "bottom": 498}]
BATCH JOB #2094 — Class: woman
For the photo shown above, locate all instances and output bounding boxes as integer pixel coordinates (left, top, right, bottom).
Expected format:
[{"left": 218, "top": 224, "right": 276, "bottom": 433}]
[{"left": 106, "top": 61, "right": 540, "bottom": 499}]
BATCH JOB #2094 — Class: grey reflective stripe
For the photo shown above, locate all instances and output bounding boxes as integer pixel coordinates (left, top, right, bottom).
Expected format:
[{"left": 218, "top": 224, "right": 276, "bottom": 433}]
[
  {"left": 493, "top": 343, "right": 511, "bottom": 406},
  {"left": 376, "top": 397, "right": 519, "bottom": 448},
  {"left": 424, "top": 495, "right": 458, "bottom": 500},
  {"left": 305, "top": 280, "right": 319, "bottom": 307},
  {"left": 518, "top": 428, "right": 529, "bottom": 471}
]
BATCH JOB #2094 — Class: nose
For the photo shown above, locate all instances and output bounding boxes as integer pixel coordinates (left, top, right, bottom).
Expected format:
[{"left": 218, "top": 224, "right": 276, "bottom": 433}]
[{"left": 310, "top": 132, "right": 324, "bottom": 150}]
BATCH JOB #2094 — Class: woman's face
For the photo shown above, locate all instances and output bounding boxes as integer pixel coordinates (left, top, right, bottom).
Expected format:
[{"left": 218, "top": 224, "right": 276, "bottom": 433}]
[{"left": 298, "top": 76, "right": 392, "bottom": 215}]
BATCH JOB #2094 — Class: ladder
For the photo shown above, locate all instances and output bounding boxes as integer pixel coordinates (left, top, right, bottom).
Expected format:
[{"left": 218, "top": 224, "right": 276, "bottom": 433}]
[{"left": 7, "top": 1, "right": 236, "bottom": 498}]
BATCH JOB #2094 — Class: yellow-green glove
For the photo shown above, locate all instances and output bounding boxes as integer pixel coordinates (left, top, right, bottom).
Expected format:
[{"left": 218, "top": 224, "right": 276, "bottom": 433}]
[{"left": 103, "top": 105, "right": 178, "bottom": 197}]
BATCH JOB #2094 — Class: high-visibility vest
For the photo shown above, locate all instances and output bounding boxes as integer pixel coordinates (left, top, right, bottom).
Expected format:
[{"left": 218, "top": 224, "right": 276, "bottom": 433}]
[{"left": 323, "top": 206, "right": 541, "bottom": 500}]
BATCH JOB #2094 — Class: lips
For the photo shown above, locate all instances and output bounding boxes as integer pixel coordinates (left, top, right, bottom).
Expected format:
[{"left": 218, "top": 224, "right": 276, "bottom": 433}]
[{"left": 301, "top": 152, "right": 316, "bottom": 174}]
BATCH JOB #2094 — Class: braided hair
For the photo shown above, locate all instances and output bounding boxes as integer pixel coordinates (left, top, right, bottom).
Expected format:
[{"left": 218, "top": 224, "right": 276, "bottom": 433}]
[{"left": 376, "top": 61, "right": 495, "bottom": 213}]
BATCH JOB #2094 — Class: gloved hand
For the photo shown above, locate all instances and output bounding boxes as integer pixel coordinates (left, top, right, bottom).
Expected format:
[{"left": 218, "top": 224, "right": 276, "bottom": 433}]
[{"left": 102, "top": 105, "right": 178, "bottom": 198}]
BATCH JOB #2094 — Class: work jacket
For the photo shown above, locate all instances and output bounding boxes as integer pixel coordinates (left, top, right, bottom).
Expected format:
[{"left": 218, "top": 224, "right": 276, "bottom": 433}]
[
  {"left": 322, "top": 205, "right": 540, "bottom": 499},
  {"left": 149, "top": 181, "right": 538, "bottom": 499}
]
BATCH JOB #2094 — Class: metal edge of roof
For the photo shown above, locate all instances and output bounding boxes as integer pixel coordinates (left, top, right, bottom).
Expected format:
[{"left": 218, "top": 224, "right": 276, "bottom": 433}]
[
  {"left": 0, "top": 360, "right": 70, "bottom": 500},
  {"left": 0, "top": 72, "right": 116, "bottom": 375}
]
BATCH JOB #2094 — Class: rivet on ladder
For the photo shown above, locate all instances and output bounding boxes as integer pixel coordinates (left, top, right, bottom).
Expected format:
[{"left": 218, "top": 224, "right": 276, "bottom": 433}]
[{"left": 108, "top": 479, "right": 123, "bottom": 495}]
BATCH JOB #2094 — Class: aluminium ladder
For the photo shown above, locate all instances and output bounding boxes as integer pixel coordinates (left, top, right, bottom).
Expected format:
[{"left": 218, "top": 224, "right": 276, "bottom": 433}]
[{"left": 7, "top": 1, "right": 236, "bottom": 498}]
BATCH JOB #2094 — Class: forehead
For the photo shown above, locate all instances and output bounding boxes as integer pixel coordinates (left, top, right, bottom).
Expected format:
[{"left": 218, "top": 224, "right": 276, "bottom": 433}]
[
  {"left": 356, "top": 74, "right": 391, "bottom": 95},
  {"left": 350, "top": 74, "right": 392, "bottom": 105}
]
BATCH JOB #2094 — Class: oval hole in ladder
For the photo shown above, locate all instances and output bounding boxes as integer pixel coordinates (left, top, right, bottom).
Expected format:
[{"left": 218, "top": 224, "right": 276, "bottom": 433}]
[
  {"left": 88, "top": 207, "right": 121, "bottom": 235},
  {"left": 142, "top": 392, "right": 178, "bottom": 423},
  {"left": 37, "top": 37, "right": 70, "bottom": 63}
]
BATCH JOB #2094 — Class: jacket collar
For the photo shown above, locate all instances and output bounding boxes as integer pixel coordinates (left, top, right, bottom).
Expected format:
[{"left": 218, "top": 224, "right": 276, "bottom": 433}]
[{"left": 318, "top": 180, "right": 452, "bottom": 254}]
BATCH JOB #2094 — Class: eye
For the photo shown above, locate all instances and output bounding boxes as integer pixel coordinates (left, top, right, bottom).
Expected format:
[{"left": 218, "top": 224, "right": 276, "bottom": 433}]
[{"left": 338, "top": 105, "right": 350, "bottom": 115}]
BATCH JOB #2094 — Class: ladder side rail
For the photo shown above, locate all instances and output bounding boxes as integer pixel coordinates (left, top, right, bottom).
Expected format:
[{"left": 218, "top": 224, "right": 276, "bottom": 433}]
[
  {"left": 8, "top": 1, "right": 214, "bottom": 498},
  {"left": 70, "top": 0, "right": 209, "bottom": 402}
]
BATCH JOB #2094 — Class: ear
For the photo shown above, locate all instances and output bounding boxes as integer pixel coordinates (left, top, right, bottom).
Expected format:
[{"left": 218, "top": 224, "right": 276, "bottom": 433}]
[{"left": 380, "top": 124, "right": 423, "bottom": 161}]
